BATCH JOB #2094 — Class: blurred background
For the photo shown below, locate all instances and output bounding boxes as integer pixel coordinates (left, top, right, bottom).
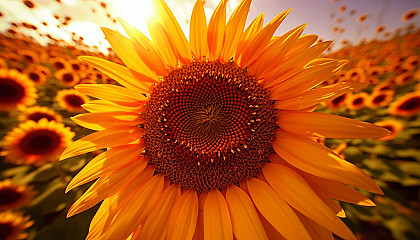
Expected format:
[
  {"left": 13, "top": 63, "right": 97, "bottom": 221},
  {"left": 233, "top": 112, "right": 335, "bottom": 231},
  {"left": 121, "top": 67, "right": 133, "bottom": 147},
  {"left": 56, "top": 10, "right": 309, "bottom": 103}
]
[{"left": 0, "top": 0, "right": 419, "bottom": 239}]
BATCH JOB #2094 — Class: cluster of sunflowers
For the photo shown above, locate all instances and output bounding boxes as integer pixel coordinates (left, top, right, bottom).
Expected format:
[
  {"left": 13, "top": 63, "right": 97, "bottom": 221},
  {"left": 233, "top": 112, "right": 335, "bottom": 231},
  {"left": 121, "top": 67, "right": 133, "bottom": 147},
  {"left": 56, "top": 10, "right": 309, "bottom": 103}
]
[{"left": 0, "top": 0, "right": 420, "bottom": 240}]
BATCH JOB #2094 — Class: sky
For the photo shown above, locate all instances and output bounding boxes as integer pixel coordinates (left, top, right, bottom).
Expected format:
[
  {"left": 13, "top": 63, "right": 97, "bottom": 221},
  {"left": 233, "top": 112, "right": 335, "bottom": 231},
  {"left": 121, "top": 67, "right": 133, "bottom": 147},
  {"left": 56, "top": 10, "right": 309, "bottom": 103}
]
[{"left": 0, "top": 0, "right": 419, "bottom": 52}]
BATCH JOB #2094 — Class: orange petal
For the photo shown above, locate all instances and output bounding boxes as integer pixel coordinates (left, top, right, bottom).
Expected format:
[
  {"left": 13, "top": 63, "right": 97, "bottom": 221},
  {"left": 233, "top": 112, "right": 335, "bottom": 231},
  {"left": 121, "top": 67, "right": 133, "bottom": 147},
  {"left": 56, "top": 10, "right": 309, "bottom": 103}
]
[
  {"left": 273, "top": 81, "right": 368, "bottom": 110},
  {"left": 82, "top": 99, "right": 143, "bottom": 113},
  {"left": 67, "top": 159, "right": 147, "bottom": 217},
  {"left": 220, "top": 0, "right": 252, "bottom": 61},
  {"left": 190, "top": 0, "right": 209, "bottom": 60},
  {"left": 203, "top": 189, "right": 233, "bottom": 240},
  {"left": 263, "top": 164, "right": 356, "bottom": 240},
  {"left": 272, "top": 130, "right": 383, "bottom": 194},
  {"left": 295, "top": 211, "right": 334, "bottom": 240},
  {"left": 167, "top": 190, "right": 199, "bottom": 240},
  {"left": 226, "top": 185, "right": 268, "bottom": 240},
  {"left": 304, "top": 174, "right": 376, "bottom": 206},
  {"left": 140, "top": 184, "right": 181, "bottom": 240},
  {"left": 240, "top": 9, "right": 291, "bottom": 67},
  {"left": 247, "top": 178, "right": 311, "bottom": 240},
  {"left": 151, "top": 0, "right": 191, "bottom": 64},
  {"left": 66, "top": 144, "right": 145, "bottom": 192},
  {"left": 277, "top": 111, "right": 390, "bottom": 138},
  {"left": 60, "top": 125, "right": 144, "bottom": 160},
  {"left": 71, "top": 111, "right": 143, "bottom": 131},
  {"left": 118, "top": 18, "right": 168, "bottom": 76},
  {"left": 101, "top": 27, "right": 157, "bottom": 81},
  {"left": 207, "top": 0, "right": 227, "bottom": 60},
  {"left": 147, "top": 20, "right": 177, "bottom": 68},
  {"left": 235, "top": 13, "right": 264, "bottom": 63},
  {"left": 75, "top": 84, "right": 146, "bottom": 107},
  {"left": 102, "top": 174, "right": 164, "bottom": 240},
  {"left": 78, "top": 56, "right": 154, "bottom": 92}
]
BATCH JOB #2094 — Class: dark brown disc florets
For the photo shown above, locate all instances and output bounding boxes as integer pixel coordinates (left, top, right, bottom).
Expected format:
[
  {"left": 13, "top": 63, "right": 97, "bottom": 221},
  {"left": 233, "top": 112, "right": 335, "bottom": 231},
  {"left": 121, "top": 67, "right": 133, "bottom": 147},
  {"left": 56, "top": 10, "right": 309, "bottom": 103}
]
[{"left": 144, "top": 61, "right": 276, "bottom": 192}]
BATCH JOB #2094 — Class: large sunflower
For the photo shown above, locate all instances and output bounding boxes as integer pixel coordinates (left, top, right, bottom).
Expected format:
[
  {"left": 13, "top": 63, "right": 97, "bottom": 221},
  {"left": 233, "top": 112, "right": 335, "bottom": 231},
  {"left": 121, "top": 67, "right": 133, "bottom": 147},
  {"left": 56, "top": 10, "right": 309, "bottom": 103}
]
[{"left": 61, "top": 0, "right": 389, "bottom": 239}]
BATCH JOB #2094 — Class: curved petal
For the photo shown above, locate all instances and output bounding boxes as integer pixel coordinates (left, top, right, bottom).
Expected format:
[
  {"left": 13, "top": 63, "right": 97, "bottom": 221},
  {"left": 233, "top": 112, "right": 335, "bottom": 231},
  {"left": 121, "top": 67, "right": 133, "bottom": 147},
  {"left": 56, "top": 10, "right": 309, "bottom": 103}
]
[
  {"left": 140, "top": 184, "right": 181, "bottom": 240},
  {"left": 207, "top": 0, "right": 227, "bottom": 60},
  {"left": 277, "top": 111, "right": 390, "bottom": 139},
  {"left": 78, "top": 56, "right": 154, "bottom": 92},
  {"left": 190, "top": 0, "right": 209, "bottom": 60},
  {"left": 235, "top": 13, "right": 264, "bottom": 62},
  {"left": 263, "top": 164, "right": 357, "bottom": 240},
  {"left": 66, "top": 144, "right": 145, "bottom": 192},
  {"left": 203, "top": 189, "right": 233, "bottom": 240},
  {"left": 71, "top": 111, "right": 143, "bottom": 131},
  {"left": 82, "top": 99, "right": 143, "bottom": 113},
  {"left": 226, "top": 185, "right": 268, "bottom": 240},
  {"left": 167, "top": 190, "right": 199, "bottom": 240},
  {"left": 272, "top": 129, "right": 383, "bottom": 194},
  {"left": 147, "top": 20, "right": 177, "bottom": 68},
  {"left": 60, "top": 125, "right": 144, "bottom": 160},
  {"left": 247, "top": 178, "right": 311, "bottom": 240}
]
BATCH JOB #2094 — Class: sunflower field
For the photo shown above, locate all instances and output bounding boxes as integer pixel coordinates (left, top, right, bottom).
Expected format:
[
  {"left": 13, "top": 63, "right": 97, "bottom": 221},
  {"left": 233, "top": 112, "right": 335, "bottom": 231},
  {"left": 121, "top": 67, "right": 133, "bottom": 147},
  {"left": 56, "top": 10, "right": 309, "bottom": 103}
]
[{"left": 0, "top": 0, "right": 420, "bottom": 240}]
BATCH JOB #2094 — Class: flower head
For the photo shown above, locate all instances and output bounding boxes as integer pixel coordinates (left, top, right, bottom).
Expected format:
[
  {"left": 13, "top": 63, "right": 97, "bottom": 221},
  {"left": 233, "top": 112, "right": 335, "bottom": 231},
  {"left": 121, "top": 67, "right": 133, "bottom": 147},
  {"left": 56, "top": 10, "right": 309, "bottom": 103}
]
[
  {"left": 0, "top": 69, "right": 37, "bottom": 112},
  {"left": 60, "top": 1, "right": 389, "bottom": 239},
  {"left": 0, "top": 179, "right": 36, "bottom": 210},
  {"left": 389, "top": 91, "right": 420, "bottom": 116},
  {"left": 0, "top": 211, "right": 33, "bottom": 240},
  {"left": 2, "top": 119, "right": 75, "bottom": 166}
]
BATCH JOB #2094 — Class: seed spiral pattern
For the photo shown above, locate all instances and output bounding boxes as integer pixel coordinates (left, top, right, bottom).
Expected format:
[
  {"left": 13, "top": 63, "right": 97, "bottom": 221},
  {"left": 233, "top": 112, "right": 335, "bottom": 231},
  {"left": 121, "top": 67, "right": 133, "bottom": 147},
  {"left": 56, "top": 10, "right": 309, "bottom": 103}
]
[{"left": 144, "top": 61, "right": 276, "bottom": 191}]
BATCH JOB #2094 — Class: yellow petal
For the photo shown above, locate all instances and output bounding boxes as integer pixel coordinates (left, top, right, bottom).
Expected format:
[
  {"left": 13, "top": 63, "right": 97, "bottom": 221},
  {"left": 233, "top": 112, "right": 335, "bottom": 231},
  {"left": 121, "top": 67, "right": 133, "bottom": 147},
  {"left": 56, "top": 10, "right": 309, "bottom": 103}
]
[
  {"left": 273, "top": 81, "right": 368, "bottom": 110},
  {"left": 151, "top": 0, "right": 191, "bottom": 64},
  {"left": 263, "top": 164, "right": 357, "bottom": 240},
  {"left": 102, "top": 174, "right": 164, "bottom": 240},
  {"left": 226, "top": 185, "right": 268, "bottom": 240},
  {"left": 221, "top": 0, "right": 252, "bottom": 61},
  {"left": 273, "top": 130, "right": 383, "bottom": 194},
  {"left": 71, "top": 111, "right": 143, "bottom": 131},
  {"left": 75, "top": 84, "right": 146, "bottom": 103},
  {"left": 101, "top": 27, "right": 157, "bottom": 81},
  {"left": 262, "top": 41, "right": 333, "bottom": 88},
  {"left": 82, "top": 99, "right": 143, "bottom": 113},
  {"left": 86, "top": 196, "right": 116, "bottom": 240},
  {"left": 304, "top": 174, "right": 376, "bottom": 206},
  {"left": 190, "top": 0, "right": 209, "bottom": 60},
  {"left": 248, "top": 24, "right": 307, "bottom": 78},
  {"left": 240, "top": 9, "right": 291, "bottom": 67},
  {"left": 118, "top": 18, "right": 168, "bottom": 76},
  {"left": 207, "top": 0, "right": 227, "bottom": 60},
  {"left": 269, "top": 59, "right": 345, "bottom": 100},
  {"left": 140, "top": 184, "right": 181, "bottom": 240},
  {"left": 316, "top": 190, "right": 347, "bottom": 218},
  {"left": 60, "top": 125, "right": 143, "bottom": 160},
  {"left": 247, "top": 178, "right": 311, "bottom": 240},
  {"left": 67, "top": 159, "right": 146, "bottom": 217},
  {"left": 167, "top": 190, "right": 199, "bottom": 240},
  {"left": 203, "top": 189, "right": 233, "bottom": 240},
  {"left": 277, "top": 111, "right": 390, "bottom": 138},
  {"left": 288, "top": 34, "right": 318, "bottom": 55},
  {"left": 295, "top": 211, "right": 334, "bottom": 240},
  {"left": 78, "top": 56, "right": 154, "bottom": 93},
  {"left": 66, "top": 144, "right": 145, "bottom": 193},
  {"left": 235, "top": 13, "right": 264, "bottom": 62},
  {"left": 147, "top": 20, "right": 177, "bottom": 68}
]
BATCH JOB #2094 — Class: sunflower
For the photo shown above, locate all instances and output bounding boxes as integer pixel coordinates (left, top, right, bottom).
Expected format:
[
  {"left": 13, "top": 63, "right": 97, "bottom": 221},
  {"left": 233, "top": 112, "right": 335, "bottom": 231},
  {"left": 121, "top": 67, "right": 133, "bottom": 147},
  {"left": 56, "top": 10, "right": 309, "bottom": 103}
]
[
  {"left": 0, "top": 210, "right": 33, "bottom": 240},
  {"left": 345, "top": 67, "right": 366, "bottom": 82},
  {"left": 357, "top": 14, "right": 368, "bottom": 23},
  {"left": 56, "top": 89, "right": 89, "bottom": 113},
  {"left": 401, "top": 8, "right": 418, "bottom": 22},
  {"left": 0, "top": 179, "right": 36, "bottom": 210},
  {"left": 328, "top": 92, "right": 349, "bottom": 110},
  {"left": 367, "top": 90, "right": 394, "bottom": 108},
  {"left": 1, "top": 119, "right": 75, "bottom": 166},
  {"left": 0, "top": 69, "right": 37, "bottom": 112},
  {"left": 389, "top": 91, "right": 420, "bottom": 116},
  {"left": 395, "top": 72, "right": 414, "bottom": 86},
  {"left": 26, "top": 68, "right": 47, "bottom": 85},
  {"left": 18, "top": 106, "right": 62, "bottom": 123},
  {"left": 346, "top": 92, "right": 368, "bottom": 110},
  {"left": 374, "top": 119, "right": 404, "bottom": 141},
  {"left": 61, "top": 1, "right": 389, "bottom": 239},
  {"left": 55, "top": 69, "right": 80, "bottom": 87}
]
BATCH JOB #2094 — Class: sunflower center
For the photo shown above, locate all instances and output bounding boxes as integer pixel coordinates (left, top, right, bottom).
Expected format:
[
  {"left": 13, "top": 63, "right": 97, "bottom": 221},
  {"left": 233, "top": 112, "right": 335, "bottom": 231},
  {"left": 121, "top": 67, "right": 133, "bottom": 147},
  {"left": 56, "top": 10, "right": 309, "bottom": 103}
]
[
  {"left": 19, "top": 129, "right": 61, "bottom": 155},
  {"left": 64, "top": 95, "right": 84, "bottom": 107},
  {"left": 0, "top": 188, "right": 22, "bottom": 205},
  {"left": 0, "top": 78, "right": 25, "bottom": 103},
  {"left": 0, "top": 223, "right": 13, "bottom": 240},
  {"left": 144, "top": 61, "right": 276, "bottom": 192}
]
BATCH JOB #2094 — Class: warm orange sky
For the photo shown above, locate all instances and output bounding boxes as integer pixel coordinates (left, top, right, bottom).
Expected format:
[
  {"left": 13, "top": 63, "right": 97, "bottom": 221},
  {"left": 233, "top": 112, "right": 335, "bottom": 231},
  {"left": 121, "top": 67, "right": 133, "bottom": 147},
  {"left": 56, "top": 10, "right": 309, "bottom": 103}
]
[{"left": 0, "top": 0, "right": 419, "bottom": 52}]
